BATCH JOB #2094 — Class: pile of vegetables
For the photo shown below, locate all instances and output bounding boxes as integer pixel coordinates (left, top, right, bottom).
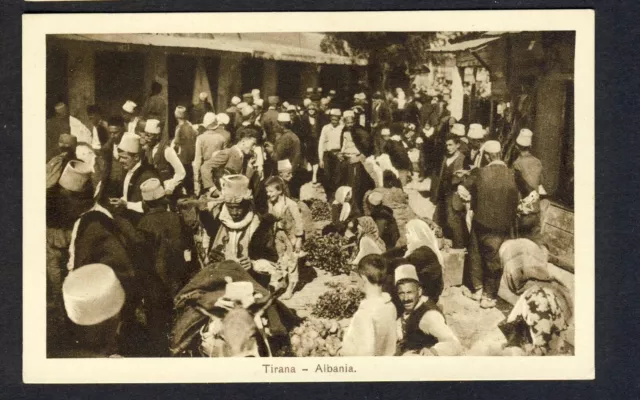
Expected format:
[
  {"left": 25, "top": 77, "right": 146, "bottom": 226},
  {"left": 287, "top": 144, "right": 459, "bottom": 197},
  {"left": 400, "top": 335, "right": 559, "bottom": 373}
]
[
  {"left": 302, "top": 233, "right": 354, "bottom": 275},
  {"left": 290, "top": 317, "right": 344, "bottom": 357},
  {"left": 312, "top": 282, "right": 365, "bottom": 320},
  {"left": 306, "top": 199, "right": 332, "bottom": 222}
]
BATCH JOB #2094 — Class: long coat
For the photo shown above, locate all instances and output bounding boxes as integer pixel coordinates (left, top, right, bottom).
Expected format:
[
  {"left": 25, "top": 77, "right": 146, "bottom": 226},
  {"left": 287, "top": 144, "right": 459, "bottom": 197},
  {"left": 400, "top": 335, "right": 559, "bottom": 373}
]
[{"left": 463, "top": 162, "right": 519, "bottom": 232}]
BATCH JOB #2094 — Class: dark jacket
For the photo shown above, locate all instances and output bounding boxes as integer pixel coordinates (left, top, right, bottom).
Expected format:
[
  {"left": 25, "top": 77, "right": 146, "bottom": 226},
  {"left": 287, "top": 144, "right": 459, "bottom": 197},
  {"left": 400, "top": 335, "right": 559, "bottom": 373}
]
[
  {"left": 174, "top": 123, "right": 197, "bottom": 165},
  {"left": 398, "top": 299, "right": 444, "bottom": 353},
  {"left": 274, "top": 129, "right": 303, "bottom": 171},
  {"left": 371, "top": 101, "right": 392, "bottom": 128},
  {"left": 383, "top": 139, "right": 413, "bottom": 171},
  {"left": 370, "top": 204, "right": 400, "bottom": 249},
  {"left": 262, "top": 108, "right": 280, "bottom": 143},
  {"left": 383, "top": 245, "right": 444, "bottom": 306},
  {"left": 464, "top": 162, "right": 519, "bottom": 231},
  {"left": 148, "top": 140, "right": 175, "bottom": 183},
  {"left": 433, "top": 152, "right": 465, "bottom": 202}
]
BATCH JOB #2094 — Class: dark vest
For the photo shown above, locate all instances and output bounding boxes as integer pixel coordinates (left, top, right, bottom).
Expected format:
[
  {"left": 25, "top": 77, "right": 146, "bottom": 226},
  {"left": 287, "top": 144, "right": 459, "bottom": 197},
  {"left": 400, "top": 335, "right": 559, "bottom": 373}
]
[
  {"left": 151, "top": 141, "right": 174, "bottom": 183},
  {"left": 400, "top": 299, "right": 444, "bottom": 352}
]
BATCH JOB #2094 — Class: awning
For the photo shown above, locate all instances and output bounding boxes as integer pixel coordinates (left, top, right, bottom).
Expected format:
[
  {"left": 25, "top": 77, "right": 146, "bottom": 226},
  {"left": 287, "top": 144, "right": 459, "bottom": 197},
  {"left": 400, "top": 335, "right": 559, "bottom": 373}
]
[
  {"left": 53, "top": 33, "right": 366, "bottom": 66},
  {"left": 424, "top": 36, "right": 503, "bottom": 53}
]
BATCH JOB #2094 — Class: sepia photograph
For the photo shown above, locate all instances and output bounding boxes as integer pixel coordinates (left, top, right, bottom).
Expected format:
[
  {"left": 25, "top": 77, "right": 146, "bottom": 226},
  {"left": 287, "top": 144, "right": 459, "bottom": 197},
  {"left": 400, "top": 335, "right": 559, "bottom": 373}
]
[{"left": 24, "top": 10, "right": 594, "bottom": 383}]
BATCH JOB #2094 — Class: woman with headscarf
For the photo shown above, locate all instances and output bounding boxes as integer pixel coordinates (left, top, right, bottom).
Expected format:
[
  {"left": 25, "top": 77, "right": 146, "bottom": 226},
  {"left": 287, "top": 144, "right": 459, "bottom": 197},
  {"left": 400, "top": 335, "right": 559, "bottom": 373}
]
[
  {"left": 322, "top": 186, "right": 361, "bottom": 236},
  {"left": 498, "top": 239, "right": 573, "bottom": 356},
  {"left": 350, "top": 216, "right": 387, "bottom": 266},
  {"left": 383, "top": 219, "right": 444, "bottom": 305}
]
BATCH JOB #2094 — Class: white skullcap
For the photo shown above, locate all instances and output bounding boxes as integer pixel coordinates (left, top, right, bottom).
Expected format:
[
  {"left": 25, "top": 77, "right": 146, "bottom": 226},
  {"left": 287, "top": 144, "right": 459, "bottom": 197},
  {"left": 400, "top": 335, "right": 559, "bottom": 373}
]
[
  {"left": 117, "top": 132, "right": 141, "bottom": 154},
  {"left": 144, "top": 119, "right": 161, "bottom": 134},
  {"left": 516, "top": 128, "right": 533, "bottom": 147},
  {"left": 216, "top": 113, "right": 230, "bottom": 125},
  {"left": 202, "top": 112, "right": 217, "bottom": 128},
  {"left": 199, "top": 92, "right": 208, "bottom": 101},
  {"left": 63, "top": 264, "right": 126, "bottom": 326},
  {"left": 58, "top": 160, "right": 92, "bottom": 192},
  {"left": 231, "top": 96, "right": 241, "bottom": 105},
  {"left": 483, "top": 140, "right": 501, "bottom": 154},
  {"left": 140, "top": 178, "right": 165, "bottom": 201},
  {"left": 122, "top": 100, "right": 137, "bottom": 114},
  {"left": 395, "top": 264, "right": 420, "bottom": 285}
]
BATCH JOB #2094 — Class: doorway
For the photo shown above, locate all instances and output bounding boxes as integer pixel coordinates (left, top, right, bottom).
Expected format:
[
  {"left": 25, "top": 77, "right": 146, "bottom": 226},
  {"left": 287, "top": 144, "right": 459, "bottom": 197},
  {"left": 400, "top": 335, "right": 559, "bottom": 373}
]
[{"left": 94, "top": 51, "right": 145, "bottom": 119}]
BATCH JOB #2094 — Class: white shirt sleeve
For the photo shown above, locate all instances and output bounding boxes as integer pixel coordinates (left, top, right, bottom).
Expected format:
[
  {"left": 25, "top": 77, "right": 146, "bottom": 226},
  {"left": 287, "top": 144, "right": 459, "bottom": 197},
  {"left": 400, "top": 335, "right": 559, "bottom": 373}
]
[
  {"left": 419, "top": 310, "right": 463, "bottom": 356},
  {"left": 163, "top": 146, "right": 186, "bottom": 192},
  {"left": 91, "top": 126, "right": 102, "bottom": 150},
  {"left": 126, "top": 201, "right": 144, "bottom": 213}
]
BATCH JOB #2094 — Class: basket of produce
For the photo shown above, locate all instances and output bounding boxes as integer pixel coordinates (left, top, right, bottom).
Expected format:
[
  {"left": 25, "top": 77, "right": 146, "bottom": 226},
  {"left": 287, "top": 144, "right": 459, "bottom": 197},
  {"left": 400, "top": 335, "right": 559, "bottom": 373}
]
[{"left": 290, "top": 317, "right": 345, "bottom": 357}]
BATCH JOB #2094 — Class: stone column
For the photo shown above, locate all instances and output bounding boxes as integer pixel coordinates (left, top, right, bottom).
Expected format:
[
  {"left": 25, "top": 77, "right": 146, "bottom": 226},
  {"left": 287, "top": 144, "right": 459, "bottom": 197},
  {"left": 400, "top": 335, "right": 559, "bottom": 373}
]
[
  {"left": 262, "top": 60, "right": 278, "bottom": 98},
  {"left": 67, "top": 46, "right": 95, "bottom": 126}
]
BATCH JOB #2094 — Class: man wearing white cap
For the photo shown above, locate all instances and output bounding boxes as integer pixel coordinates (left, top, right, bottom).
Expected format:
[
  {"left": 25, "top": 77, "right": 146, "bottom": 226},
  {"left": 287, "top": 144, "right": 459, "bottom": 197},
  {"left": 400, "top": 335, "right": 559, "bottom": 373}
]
[
  {"left": 450, "top": 122, "right": 469, "bottom": 156},
  {"left": 111, "top": 132, "right": 160, "bottom": 223},
  {"left": 61, "top": 263, "right": 127, "bottom": 357},
  {"left": 173, "top": 106, "right": 198, "bottom": 195},
  {"left": 46, "top": 102, "right": 93, "bottom": 161},
  {"left": 460, "top": 140, "right": 518, "bottom": 309},
  {"left": 141, "top": 119, "right": 186, "bottom": 200},
  {"left": 122, "top": 100, "right": 140, "bottom": 135},
  {"left": 141, "top": 81, "right": 167, "bottom": 124},
  {"left": 266, "top": 113, "right": 303, "bottom": 198},
  {"left": 203, "top": 129, "right": 260, "bottom": 195},
  {"left": 465, "top": 123, "right": 486, "bottom": 169},
  {"left": 198, "top": 174, "right": 271, "bottom": 268},
  {"left": 46, "top": 159, "right": 95, "bottom": 349},
  {"left": 121, "top": 177, "right": 189, "bottom": 354},
  {"left": 512, "top": 128, "right": 544, "bottom": 244},
  {"left": 193, "top": 112, "right": 227, "bottom": 195},
  {"left": 225, "top": 96, "right": 242, "bottom": 138},
  {"left": 318, "top": 108, "right": 344, "bottom": 201},
  {"left": 433, "top": 132, "right": 468, "bottom": 249},
  {"left": 190, "top": 91, "right": 214, "bottom": 126},
  {"left": 300, "top": 102, "right": 321, "bottom": 185},
  {"left": 341, "top": 110, "right": 375, "bottom": 213},
  {"left": 394, "top": 264, "right": 462, "bottom": 356}
]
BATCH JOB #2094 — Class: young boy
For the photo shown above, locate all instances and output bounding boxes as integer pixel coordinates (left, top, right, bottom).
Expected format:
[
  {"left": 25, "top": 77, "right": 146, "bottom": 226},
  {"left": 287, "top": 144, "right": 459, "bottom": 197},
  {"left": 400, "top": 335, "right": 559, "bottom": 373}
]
[{"left": 340, "top": 254, "right": 397, "bottom": 356}]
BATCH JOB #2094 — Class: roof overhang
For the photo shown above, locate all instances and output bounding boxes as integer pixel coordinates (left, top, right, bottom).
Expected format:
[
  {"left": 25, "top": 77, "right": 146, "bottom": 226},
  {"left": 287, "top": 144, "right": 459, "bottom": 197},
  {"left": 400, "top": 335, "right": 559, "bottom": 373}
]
[{"left": 52, "top": 33, "right": 367, "bottom": 66}]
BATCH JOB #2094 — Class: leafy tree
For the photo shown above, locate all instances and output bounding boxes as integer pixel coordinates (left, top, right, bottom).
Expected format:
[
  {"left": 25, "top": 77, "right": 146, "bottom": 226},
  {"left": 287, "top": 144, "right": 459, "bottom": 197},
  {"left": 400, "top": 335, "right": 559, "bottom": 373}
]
[{"left": 320, "top": 32, "right": 486, "bottom": 92}]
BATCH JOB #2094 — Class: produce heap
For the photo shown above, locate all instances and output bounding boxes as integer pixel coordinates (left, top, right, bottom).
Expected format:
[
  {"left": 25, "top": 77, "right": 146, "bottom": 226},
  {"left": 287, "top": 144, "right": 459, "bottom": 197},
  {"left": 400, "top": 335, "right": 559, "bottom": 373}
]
[
  {"left": 312, "top": 282, "right": 365, "bottom": 320},
  {"left": 290, "top": 317, "right": 344, "bottom": 357},
  {"left": 302, "top": 233, "right": 355, "bottom": 276},
  {"left": 305, "top": 198, "right": 332, "bottom": 222}
]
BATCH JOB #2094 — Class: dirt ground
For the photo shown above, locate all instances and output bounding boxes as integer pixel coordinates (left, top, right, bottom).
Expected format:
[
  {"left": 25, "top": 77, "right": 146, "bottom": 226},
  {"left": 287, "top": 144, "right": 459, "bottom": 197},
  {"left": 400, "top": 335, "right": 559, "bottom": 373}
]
[{"left": 285, "top": 178, "right": 514, "bottom": 354}]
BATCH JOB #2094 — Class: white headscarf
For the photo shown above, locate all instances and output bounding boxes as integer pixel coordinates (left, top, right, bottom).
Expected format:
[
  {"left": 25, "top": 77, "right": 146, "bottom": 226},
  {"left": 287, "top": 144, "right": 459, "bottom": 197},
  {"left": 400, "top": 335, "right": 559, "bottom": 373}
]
[
  {"left": 333, "top": 186, "right": 352, "bottom": 222},
  {"left": 404, "top": 219, "right": 444, "bottom": 267}
]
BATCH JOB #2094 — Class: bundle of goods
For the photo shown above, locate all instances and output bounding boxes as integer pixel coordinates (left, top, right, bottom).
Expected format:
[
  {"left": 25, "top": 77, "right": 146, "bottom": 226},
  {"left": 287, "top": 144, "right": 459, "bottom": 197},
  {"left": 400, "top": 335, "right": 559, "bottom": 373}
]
[
  {"left": 311, "top": 282, "right": 364, "bottom": 320},
  {"left": 290, "top": 317, "right": 344, "bottom": 357},
  {"left": 302, "top": 233, "right": 354, "bottom": 275},
  {"left": 305, "top": 198, "right": 332, "bottom": 222}
]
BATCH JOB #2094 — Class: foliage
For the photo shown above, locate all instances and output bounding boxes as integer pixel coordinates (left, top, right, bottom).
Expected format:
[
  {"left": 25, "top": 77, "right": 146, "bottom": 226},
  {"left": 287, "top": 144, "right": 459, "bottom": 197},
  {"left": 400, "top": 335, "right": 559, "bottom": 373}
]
[
  {"left": 302, "top": 233, "right": 354, "bottom": 275},
  {"left": 312, "top": 283, "right": 365, "bottom": 320},
  {"left": 305, "top": 198, "right": 332, "bottom": 222}
]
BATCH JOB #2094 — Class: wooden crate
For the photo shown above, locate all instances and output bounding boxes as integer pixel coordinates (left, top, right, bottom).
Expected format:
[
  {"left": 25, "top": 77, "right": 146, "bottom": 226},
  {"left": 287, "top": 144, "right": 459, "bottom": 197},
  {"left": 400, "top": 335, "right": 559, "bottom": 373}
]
[
  {"left": 540, "top": 200, "right": 574, "bottom": 272},
  {"left": 442, "top": 249, "right": 466, "bottom": 288}
]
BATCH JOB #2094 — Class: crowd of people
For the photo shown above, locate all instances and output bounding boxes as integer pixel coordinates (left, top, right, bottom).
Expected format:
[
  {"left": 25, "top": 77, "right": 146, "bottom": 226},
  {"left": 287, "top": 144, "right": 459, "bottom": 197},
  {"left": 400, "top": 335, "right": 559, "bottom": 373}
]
[{"left": 45, "top": 79, "right": 572, "bottom": 358}]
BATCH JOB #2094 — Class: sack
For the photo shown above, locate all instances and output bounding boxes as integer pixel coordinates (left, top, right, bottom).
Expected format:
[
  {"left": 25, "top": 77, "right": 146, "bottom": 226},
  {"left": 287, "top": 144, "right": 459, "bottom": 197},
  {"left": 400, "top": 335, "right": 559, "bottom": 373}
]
[{"left": 46, "top": 155, "right": 65, "bottom": 189}]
